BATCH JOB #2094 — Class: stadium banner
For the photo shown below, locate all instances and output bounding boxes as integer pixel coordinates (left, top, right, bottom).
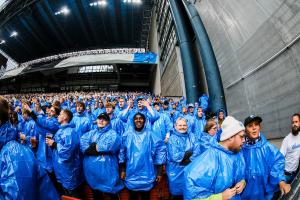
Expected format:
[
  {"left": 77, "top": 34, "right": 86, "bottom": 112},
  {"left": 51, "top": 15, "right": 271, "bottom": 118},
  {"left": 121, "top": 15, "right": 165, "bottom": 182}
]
[{"left": 54, "top": 52, "right": 157, "bottom": 69}]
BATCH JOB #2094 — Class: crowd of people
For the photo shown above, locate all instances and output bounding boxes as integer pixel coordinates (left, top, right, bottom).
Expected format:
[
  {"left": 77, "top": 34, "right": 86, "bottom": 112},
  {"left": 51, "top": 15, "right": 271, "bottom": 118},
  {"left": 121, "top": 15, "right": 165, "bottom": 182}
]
[{"left": 0, "top": 91, "right": 299, "bottom": 200}]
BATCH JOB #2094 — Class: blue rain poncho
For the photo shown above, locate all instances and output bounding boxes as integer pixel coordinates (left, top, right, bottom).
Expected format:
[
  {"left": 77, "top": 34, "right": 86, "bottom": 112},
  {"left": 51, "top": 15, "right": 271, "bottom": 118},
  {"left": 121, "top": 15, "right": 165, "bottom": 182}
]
[
  {"left": 241, "top": 133, "right": 285, "bottom": 200},
  {"left": 81, "top": 124, "right": 124, "bottom": 194},
  {"left": 184, "top": 142, "right": 245, "bottom": 200},
  {"left": 110, "top": 114, "right": 125, "bottom": 136},
  {"left": 153, "top": 112, "right": 173, "bottom": 140},
  {"left": 0, "top": 140, "right": 59, "bottom": 200},
  {"left": 119, "top": 125, "right": 166, "bottom": 191},
  {"left": 35, "top": 115, "right": 59, "bottom": 172},
  {"left": 166, "top": 130, "right": 201, "bottom": 195},
  {"left": 120, "top": 107, "right": 159, "bottom": 129},
  {"left": 192, "top": 115, "right": 206, "bottom": 140},
  {"left": 199, "top": 94, "right": 209, "bottom": 112},
  {"left": 52, "top": 123, "right": 83, "bottom": 190},
  {"left": 71, "top": 112, "right": 92, "bottom": 137},
  {"left": 0, "top": 121, "right": 17, "bottom": 151},
  {"left": 20, "top": 118, "right": 36, "bottom": 148},
  {"left": 199, "top": 132, "right": 217, "bottom": 153}
]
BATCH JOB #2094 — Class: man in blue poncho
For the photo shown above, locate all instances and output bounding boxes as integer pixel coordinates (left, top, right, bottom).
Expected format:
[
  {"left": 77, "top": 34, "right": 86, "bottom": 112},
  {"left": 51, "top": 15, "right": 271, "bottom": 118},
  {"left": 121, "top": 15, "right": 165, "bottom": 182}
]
[
  {"left": 23, "top": 103, "right": 60, "bottom": 183},
  {"left": 119, "top": 112, "right": 166, "bottom": 200},
  {"left": 184, "top": 116, "right": 246, "bottom": 200},
  {"left": 241, "top": 115, "right": 291, "bottom": 199},
  {"left": 81, "top": 112, "right": 123, "bottom": 199},
  {"left": 71, "top": 101, "right": 93, "bottom": 137},
  {"left": 166, "top": 117, "right": 201, "bottom": 199},
  {"left": 46, "top": 109, "right": 84, "bottom": 198},
  {"left": 0, "top": 96, "right": 59, "bottom": 200},
  {"left": 153, "top": 102, "right": 173, "bottom": 143}
]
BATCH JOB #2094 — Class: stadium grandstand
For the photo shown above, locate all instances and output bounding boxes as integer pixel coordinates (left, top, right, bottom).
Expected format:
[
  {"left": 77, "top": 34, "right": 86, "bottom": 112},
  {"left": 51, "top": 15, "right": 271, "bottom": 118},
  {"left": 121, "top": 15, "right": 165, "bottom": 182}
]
[{"left": 0, "top": 0, "right": 300, "bottom": 199}]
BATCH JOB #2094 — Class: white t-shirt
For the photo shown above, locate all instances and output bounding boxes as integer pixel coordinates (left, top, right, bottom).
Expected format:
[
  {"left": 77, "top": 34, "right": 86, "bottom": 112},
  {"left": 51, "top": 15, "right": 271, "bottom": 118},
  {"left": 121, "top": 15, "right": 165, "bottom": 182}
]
[{"left": 280, "top": 132, "right": 300, "bottom": 172}]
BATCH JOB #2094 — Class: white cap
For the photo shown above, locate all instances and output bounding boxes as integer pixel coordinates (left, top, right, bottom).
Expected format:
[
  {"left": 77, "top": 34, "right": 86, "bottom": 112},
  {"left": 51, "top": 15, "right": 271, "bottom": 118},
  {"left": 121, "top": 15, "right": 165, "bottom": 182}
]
[{"left": 220, "top": 116, "right": 245, "bottom": 141}]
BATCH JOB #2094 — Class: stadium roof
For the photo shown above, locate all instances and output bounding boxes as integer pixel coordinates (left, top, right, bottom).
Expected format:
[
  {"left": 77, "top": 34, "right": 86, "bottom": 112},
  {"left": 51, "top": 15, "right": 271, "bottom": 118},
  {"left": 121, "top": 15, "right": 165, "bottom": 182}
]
[{"left": 0, "top": 0, "right": 154, "bottom": 63}]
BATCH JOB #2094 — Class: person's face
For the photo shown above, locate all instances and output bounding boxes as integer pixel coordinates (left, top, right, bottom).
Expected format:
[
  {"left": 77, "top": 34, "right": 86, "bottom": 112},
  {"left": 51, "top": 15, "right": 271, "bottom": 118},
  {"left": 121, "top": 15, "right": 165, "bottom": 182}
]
[
  {"left": 195, "top": 102, "right": 199, "bottom": 107},
  {"left": 99, "top": 101, "right": 103, "bottom": 108},
  {"left": 162, "top": 104, "right": 168, "bottom": 110},
  {"left": 292, "top": 116, "right": 300, "bottom": 135},
  {"left": 197, "top": 108, "right": 203, "bottom": 117},
  {"left": 119, "top": 99, "right": 125, "bottom": 108},
  {"left": 76, "top": 104, "right": 84, "bottom": 114},
  {"left": 172, "top": 104, "right": 176, "bottom": 110},
  {"left": 58, "top": 111, "right": 66, "bottom": 124},
  {"left": 154, "top": 104, "right": 160, "bottom": 112},
  {"left": 97, "top": 117, "right": 109, "bottom": 128},
  {"left": 182, "top": 107, "right": 187, "bottom": 114},
  {"left": 137, "top": 100, "right": 144, "bottom": 110},
  {"left": 245, "top": 121, "right": 261, "bottom": 139},
  {"left": 175, "top": 119, "right": 188, "bottom": 133},
  {"left": 229, "top": 130, "right": 245, "bottom": 153},
  {"left": 208, "top": 124, "right": 217, "bottom": 136},
  {"left": 219, "top": 112, "right": 224, "bottom": 120},
  {"left": 106, "top": 107, "right": 114, "bottom": 114},
  {"left": 86, "top": 107, "right": 91, "bottom": 113},
  {"left": 134, "top": 115, "right": 145, "bottom": 129},
  {"left": 188, "top": 107, "right": 194, "bottom": 113},
  {"left": 49, "top": 107, "right": 57, "bottom": 118}
]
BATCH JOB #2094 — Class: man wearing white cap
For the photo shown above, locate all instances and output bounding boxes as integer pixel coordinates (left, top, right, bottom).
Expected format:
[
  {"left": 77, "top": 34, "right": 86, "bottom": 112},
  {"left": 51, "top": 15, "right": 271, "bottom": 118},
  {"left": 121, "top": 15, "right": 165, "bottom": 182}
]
[{"left": 184, "top": 116, "right": 246, "bottom": 200}]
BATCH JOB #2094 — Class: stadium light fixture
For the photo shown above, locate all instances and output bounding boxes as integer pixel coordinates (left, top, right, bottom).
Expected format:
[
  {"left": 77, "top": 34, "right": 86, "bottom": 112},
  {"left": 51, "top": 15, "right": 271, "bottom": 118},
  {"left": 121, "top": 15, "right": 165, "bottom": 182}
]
[
  {"left": 9, "top": 31, "right": 17, "bottom": 37},
  {"left": 123, "top": 0, "right": 142, "bottom": 4},
  {"left": 0, "top": 40, "right": 5, "bottom": 44},
  {"left": 89, "top": 1, "right": 107, "bottom": 7},
  {"left": 55, "top": 6, "right": 70, "bottom": 16}
]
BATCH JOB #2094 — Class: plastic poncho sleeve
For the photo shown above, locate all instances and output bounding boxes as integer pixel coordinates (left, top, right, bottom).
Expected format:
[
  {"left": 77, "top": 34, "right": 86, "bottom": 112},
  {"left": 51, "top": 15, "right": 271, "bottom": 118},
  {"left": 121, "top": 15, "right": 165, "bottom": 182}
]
[
  {"left": 184, "top": 151, "right": 218, "bottom": 199},
  {"left": 56, "top": 131, "right": 76, "bottom": 162},
  {"left": 167, "top": 138, "right": 185, "bottom": 163},
  {"left": 118, "top": 133, "right": 128, "bottom": 164},
  {"left": 96, "top": 130, "right": 121, "bottom": 153},
  {"left": 152, "top": 133, "right": 167, "bottom": 165},
  {"left": 35, "top": 116, "right": 59, "bottom": 134},
  {"left": 147, "top": 109, "right": 160, "bottom": 124},
  {"left": 80, "top": 130, "right": 93, "bottom": 153},
  {"left": 267, "top": 144, "right": 286, "bottom": 185}
]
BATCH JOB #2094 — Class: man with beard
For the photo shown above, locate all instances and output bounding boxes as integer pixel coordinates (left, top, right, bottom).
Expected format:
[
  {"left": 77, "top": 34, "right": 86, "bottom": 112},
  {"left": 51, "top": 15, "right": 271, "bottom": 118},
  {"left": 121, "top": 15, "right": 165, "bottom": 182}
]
[
  {"left": 241, "top": 115, "right": 290, "bottom": 199},
  {"left": 184, "top": 116, "right": 246, "bottom": 200},
  {"left": 280, "top": 113, "right": 300, "bottom": 183}
]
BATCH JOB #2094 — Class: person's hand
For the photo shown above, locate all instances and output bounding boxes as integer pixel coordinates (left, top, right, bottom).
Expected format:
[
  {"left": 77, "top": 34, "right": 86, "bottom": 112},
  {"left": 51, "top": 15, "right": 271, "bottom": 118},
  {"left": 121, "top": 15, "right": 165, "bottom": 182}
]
[
  {"left": 164, "top": 135, "right": 170, "bottom": 143},
  {"left": 120, "top": 171, "right": 126, "bottom": 180},
  {"left": 23, "top": 104, "right": 32, "bottom": 112},
  {"left": 142, "top": 99, "right": 150, "bottom": 107},
  {"left": 19, "top": 133, "right": 26, "bottom": 140},
  {"left": 279, "top": 181, "right": 291, "bottom": 195},
  {"left": 45, "top": 138, "right": 54, "bottom": 147},
  {"left": 156, "top": 175, "right": 162, "bottom": 182},
  {"left": 222, "top": 188, "right": 236, "bottom": 200},
  {"left": 234, "top": 180, "right": 246, "bottom": 194}
]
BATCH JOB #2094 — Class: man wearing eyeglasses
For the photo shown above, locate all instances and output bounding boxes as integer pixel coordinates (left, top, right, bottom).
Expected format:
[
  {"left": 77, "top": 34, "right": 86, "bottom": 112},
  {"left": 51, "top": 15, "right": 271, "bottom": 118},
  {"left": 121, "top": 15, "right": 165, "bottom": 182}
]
[{"left": 184, "top": 116, "right": 246, "bottom": 200}]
